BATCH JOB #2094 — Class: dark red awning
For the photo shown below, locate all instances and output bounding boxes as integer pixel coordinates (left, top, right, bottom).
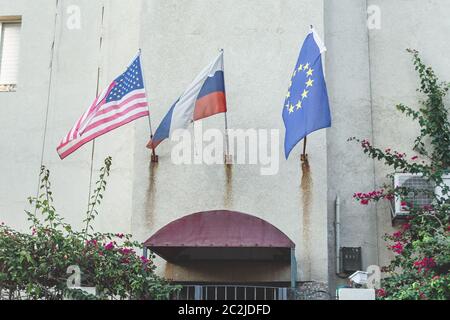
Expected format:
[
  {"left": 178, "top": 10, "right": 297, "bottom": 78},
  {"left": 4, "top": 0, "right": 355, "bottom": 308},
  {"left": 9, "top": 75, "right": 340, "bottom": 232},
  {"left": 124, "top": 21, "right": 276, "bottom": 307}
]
[{"left": 144, "top": 210, "right": 295, "bottom": 262}]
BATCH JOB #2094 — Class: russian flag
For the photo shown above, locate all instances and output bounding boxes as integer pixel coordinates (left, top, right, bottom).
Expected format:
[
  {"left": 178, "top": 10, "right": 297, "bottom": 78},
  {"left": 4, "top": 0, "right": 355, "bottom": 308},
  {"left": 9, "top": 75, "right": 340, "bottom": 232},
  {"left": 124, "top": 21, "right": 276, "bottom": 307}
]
[{"left": 147, "top": 51, "right": 227, "bottom": 149}]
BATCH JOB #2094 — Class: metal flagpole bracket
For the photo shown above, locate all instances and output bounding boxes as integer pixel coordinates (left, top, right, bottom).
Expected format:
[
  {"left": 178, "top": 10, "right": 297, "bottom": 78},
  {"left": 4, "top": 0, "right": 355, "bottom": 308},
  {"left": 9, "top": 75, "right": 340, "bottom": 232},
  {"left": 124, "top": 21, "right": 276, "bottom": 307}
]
[
  {"left": 300, "top": 136, "right": 308, "bottom": 163},
  {"left": 151, "top": 146, "right": 159, "bottom": 163},
  {"left": 150, "top": 135, "right": 158, "bottom": 163},
  {"left": 151, "top": 154, "right": 159, "bottom": 163},
  {"left": 224, "top": 154, "right": 233, "bottom": 165}
]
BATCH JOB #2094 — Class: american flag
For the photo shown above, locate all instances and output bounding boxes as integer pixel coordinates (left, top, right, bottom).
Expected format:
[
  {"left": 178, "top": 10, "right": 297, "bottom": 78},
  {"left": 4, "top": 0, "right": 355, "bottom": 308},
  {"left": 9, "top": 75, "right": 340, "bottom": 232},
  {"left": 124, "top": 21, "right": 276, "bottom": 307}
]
[{"left": 57, "top": 52, "right": 149, "bottom": 159}]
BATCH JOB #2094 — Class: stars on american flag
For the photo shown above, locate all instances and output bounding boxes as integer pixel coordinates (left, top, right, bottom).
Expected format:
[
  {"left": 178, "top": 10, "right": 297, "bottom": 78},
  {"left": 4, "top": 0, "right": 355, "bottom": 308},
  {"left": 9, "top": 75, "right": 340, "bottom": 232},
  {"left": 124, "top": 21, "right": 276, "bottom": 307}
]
[{"left": 106, "top": 57, "right": 144, "bottom": 102}]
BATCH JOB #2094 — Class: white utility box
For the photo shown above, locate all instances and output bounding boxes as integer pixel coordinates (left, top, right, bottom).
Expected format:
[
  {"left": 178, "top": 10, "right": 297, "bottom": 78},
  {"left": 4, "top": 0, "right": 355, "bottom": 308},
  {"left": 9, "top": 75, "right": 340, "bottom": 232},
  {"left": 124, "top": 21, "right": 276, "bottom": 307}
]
[{"left": 338, "top": 288, "right": 375, "bottom": 300}]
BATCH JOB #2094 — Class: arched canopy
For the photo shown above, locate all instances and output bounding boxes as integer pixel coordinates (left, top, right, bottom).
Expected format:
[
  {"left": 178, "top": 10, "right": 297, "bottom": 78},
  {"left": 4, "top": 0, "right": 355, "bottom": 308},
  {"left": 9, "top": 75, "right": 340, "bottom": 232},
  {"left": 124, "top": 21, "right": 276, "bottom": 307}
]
[{"left": 144, "top": 210, "right": 295, "bottom": 262}]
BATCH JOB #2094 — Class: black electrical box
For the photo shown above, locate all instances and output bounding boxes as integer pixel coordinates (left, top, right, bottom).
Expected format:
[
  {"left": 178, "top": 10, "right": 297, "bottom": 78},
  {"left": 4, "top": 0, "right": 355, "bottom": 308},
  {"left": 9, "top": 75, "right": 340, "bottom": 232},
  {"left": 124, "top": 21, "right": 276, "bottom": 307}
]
[{"left": 341, "top": 247, "right": 362, "bottom": 273}]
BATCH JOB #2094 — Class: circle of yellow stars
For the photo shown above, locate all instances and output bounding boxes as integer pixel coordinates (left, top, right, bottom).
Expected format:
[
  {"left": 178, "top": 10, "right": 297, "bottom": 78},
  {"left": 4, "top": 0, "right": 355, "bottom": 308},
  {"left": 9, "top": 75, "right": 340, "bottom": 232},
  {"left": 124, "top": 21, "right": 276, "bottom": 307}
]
[{"left": 285, "top": 62, "right": 314, "bottom": 114}]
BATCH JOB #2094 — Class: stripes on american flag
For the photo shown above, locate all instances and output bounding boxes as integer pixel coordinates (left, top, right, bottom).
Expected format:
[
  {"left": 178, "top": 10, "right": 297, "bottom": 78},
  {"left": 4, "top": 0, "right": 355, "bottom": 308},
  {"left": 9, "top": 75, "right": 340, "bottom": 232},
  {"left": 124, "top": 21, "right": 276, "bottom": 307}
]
[{"left": 57, "top": 53, "right": 149, "bottom": 160}]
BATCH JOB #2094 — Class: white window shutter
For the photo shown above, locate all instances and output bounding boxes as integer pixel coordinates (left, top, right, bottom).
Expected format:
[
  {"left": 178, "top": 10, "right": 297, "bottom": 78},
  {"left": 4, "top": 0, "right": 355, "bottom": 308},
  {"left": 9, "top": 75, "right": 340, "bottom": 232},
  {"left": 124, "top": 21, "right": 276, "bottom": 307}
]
[{"left": 0, "top": 23, "right": 21, "bottom": 85}]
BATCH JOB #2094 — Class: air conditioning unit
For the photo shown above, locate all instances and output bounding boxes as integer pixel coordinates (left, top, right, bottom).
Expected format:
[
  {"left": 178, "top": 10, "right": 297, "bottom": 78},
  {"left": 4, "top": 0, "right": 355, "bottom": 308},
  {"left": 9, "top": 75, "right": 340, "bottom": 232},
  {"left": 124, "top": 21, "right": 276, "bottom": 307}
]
[
  {"left": 435, "top": 174, "right": 450, "bottom": 201},
  {"left": 392, "top": 173, "right": 435, "bottom": 219}
]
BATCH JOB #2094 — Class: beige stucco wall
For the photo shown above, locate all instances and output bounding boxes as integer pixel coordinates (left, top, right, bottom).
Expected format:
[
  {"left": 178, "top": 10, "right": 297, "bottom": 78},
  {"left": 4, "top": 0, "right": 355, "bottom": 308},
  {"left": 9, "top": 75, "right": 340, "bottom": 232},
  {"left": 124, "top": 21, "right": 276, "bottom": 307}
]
[{"left": 132, "top": 0, "right": 328, "bottom": 283}]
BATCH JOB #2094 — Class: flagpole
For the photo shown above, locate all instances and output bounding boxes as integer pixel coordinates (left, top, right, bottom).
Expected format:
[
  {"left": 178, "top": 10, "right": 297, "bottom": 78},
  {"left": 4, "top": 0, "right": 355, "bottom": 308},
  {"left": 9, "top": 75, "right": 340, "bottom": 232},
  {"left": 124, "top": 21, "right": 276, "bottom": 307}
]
[
  {"left": 300, "top": 25, "right": 314, "bottom": 163},
  {"left": 87, "top": 66, "right": 101, "bottom": 207},
  {"left": 139, "top": 48, "right": 158, "bottom": 163},
  {"left": 221, "top": 48, "right": 232, "bottom": 165},
  {"left": 88, "top": 4, "right": 105, "bottom": 206}
]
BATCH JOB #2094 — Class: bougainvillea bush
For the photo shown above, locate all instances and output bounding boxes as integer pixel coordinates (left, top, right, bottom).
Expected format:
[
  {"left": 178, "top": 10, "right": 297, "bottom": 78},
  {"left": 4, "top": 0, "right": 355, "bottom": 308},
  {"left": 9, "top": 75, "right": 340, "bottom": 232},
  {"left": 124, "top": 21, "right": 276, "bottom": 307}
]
[
  {"left": 350, "top": 50, "right": 450, "bottom": 300},
  {"left": 0, "top": 157, "right": 179, "bottom": 300}
]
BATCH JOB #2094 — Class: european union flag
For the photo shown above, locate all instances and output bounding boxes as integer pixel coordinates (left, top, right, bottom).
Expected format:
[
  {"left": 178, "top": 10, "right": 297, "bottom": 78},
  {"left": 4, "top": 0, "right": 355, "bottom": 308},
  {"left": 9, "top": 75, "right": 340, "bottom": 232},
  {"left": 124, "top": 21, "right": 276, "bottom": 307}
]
[{"left": 282, "top": 28, "right": 331, "bottom": 159}]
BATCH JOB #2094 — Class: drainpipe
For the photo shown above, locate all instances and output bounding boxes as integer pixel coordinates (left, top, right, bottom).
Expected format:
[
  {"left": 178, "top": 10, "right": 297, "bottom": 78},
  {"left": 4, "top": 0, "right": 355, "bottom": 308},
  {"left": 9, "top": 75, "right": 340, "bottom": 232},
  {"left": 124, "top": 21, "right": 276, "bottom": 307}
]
[
  {"left": 143, "top": 246, "right": 148, "bottom": 259},
  {"left": 335, "top": 196, "right": 341, "bottom": 275},
  {"left": 290, "top": 248, "right": 297, "bottom": 289}
]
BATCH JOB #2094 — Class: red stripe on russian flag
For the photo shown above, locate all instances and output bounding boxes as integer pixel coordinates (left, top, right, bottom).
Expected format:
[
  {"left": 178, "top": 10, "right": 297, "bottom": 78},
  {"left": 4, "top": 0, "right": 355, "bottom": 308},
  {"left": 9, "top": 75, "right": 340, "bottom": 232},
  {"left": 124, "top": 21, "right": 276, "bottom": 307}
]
[{"left": 193, "top": 91, "right": 227, "bottom": 121}]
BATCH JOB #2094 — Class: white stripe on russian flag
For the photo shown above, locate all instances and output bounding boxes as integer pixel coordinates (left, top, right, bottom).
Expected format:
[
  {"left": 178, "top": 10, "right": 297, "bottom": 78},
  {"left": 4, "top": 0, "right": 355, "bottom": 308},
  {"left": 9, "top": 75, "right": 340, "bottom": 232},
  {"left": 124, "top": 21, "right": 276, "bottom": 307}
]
[{"left": 168, "top": 52, "right": 224, "bottom": 135}]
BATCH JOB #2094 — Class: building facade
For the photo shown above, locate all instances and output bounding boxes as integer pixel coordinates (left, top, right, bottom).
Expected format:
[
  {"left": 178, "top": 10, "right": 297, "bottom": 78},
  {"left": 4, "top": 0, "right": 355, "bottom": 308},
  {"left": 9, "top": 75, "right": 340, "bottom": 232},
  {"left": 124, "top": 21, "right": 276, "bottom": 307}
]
[{"left": 1, "top": 0, "right": 449, "bottom": 299}]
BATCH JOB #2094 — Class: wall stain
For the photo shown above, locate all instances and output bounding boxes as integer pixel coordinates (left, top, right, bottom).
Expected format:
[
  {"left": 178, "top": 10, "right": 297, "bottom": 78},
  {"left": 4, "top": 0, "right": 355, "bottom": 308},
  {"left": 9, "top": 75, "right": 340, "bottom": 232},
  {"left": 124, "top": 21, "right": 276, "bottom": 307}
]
[
  {"left": 224, "top": 163, "right": 233, "bottom": 208},
  {"left": 300, "top": 159, "right": 313, "bottom": 280},
  {"left": 144, "top": 161, "right": 158, "bottom": 230}
]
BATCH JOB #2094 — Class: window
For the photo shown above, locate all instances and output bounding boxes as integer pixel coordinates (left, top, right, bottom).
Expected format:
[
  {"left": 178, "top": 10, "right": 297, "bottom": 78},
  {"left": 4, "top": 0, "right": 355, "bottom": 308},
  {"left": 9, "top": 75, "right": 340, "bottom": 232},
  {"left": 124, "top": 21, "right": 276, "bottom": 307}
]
[{"left": 0, "top": 17, "right": 21, "bottom": 92}]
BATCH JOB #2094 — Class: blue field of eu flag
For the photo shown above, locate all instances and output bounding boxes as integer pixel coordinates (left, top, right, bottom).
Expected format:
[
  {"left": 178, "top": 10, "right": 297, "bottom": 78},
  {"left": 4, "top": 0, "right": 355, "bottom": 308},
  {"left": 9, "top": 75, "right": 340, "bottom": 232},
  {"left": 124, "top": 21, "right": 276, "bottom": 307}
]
[{"left": 282, "top": 28, "right": 331, "bottom": 159}]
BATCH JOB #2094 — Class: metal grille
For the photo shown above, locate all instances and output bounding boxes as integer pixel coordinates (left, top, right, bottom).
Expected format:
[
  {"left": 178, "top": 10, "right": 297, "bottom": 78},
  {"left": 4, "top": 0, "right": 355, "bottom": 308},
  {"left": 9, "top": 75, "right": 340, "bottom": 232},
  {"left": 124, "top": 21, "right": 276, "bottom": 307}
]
[
  {"left": 171, "top": 285, "right": 330, "bottom": 301},
  {"left": 1, "top": 286, "right": 331, "bottom": 300},
  {"left": 401, "top": 176, "right": 434, "bottom": 207}
]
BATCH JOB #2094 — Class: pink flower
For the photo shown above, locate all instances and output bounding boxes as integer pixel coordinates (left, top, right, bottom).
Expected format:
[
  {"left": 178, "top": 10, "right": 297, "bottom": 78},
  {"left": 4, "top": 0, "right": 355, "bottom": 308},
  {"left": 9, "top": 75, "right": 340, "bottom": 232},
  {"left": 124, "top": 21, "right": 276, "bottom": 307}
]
[
  {"left": 391, "top": 242, "right": 404, "bottom": 254},
  {"left": 400, "top": 201, "right": 410, "bottom": 211},
  {"left": 411, "top": 156, "right": 418, "bottom": 161},
  {"left": 86, "top": 239, "right": 98, "bottom": 246},
  {"left": 385, "top": 194, "right": 394, "bottom": 201},
  {"left": 414, "top": 257, "right": 436, "bottom": 272},
  {"left": 393, "top": 231, "right": 402, "bottom": 239},
  {"left": 353, "top": 192, "right": 363, "bottom": 199},
  {"left": 376, "top": 288, "right": 386, "bottom": 297},
  {"left": 104, "top": 242, "right": 114, "bottom": 251},
  {"left": 116, "top": 233, "right": 125, "bottom": 239},
  {"left": 140, "top": 256, "right": 150, "bottom": 265},
  {"left": 360, "top": 199, "right": 369, "bottom": 205},
  {"left": 119, "top": 248, "right": 134, "bottom": 255},
  {"left": 361, "top": 139, "right": 371, "bottom": 148}
]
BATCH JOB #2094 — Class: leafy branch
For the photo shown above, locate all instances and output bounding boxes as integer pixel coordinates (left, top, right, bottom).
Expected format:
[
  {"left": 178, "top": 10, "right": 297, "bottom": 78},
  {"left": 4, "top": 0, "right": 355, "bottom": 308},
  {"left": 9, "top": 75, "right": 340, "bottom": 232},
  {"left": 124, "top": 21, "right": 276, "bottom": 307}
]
[
  {"left": 83, "top": 156, "right": 112, "bottom": 239},
  {"left": 25, "top": 166, "right": 65, "bottom": 231},
  {"left": 397, "top": 49, "right": 450, "bottom": 175}
]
